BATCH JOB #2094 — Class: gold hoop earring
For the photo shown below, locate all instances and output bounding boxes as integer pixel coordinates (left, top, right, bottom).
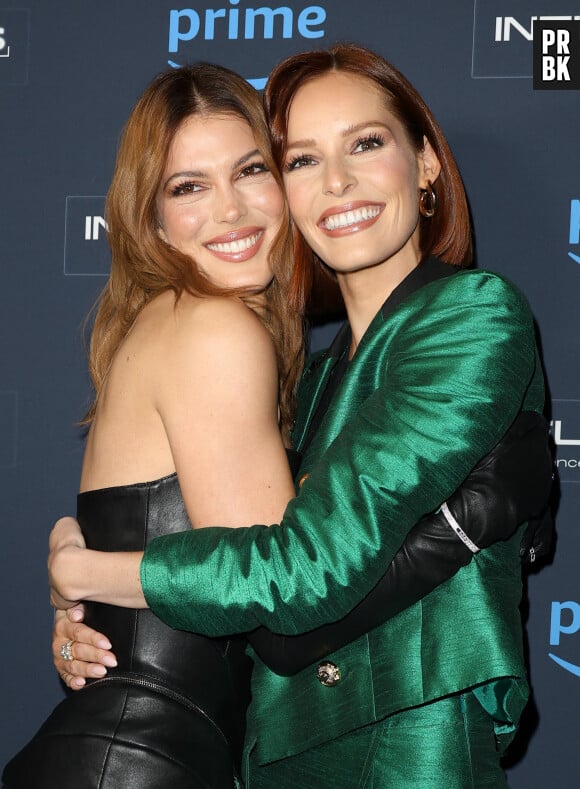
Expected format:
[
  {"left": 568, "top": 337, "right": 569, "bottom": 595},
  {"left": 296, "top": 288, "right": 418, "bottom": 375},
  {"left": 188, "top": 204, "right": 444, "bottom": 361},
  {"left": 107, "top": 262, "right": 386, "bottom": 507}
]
[{"left": 419, "top": 180, "right": 437, "bottom": 218}]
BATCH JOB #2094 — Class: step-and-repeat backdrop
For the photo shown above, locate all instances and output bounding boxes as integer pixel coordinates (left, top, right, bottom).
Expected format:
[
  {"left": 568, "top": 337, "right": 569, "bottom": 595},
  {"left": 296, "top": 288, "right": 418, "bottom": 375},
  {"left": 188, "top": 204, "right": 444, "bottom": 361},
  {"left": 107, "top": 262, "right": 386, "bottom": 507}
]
[{"left": 1, "top": 2, "right": 578, "bottom": 785}]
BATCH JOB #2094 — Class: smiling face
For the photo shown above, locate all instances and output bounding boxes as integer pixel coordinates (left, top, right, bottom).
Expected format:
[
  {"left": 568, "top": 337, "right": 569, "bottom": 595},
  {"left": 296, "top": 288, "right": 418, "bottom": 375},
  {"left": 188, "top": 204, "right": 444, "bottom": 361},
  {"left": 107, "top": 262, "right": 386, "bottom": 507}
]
[
  {"left": 283, "top": 71, "right": 441, "bottom": 287},
  {"left": 156, "top": 113, "right": 284, "bottom": 291}
]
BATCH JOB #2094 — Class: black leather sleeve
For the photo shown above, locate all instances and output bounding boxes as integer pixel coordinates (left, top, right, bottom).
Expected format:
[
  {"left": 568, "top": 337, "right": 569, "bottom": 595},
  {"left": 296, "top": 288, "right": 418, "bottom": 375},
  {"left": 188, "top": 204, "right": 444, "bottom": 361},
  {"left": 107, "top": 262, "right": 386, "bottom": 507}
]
[{"left": 248, "top": 410, "right": 553, "bottom": 676}]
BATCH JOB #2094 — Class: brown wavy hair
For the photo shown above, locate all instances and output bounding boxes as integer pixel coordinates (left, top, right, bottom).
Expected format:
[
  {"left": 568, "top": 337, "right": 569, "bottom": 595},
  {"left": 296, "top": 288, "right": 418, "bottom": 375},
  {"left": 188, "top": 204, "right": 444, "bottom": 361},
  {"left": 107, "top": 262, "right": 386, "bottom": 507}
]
[
  {"left": 264, "top": 43, "right": 473, "bottom": 306},
  {"left": 85, "top": 63, "right": 304, "bottom": 439}
]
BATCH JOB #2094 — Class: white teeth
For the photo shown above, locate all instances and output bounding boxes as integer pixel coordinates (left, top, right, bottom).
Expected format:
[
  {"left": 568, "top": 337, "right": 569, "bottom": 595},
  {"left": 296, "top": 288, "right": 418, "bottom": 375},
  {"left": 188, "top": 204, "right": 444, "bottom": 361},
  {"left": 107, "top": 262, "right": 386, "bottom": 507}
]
[
  {"left": 207, "top": 231, "right": 262, "bottom": 254},
  {"left": 323, "top": 206, "right": 381, "bottom": 231}
]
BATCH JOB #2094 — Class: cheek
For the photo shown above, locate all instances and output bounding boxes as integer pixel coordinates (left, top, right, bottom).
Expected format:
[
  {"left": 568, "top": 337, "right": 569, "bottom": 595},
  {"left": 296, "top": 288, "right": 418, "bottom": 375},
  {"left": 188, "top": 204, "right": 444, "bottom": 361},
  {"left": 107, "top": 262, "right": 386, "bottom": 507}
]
[
  {"left": 284, "top": 180, "right": 311, "bottom": 227},
  {"left": 373, "top": 157, "right": 414, "bottom": 192},
  {"left": 255, "top": 181, "right": 285, "bottom": 221},
  {"left": 373, "top": 145, "right": 419, "bottom": 190},
  {"left": 159, "top": 202, "right": 205, "bottom": 243}
]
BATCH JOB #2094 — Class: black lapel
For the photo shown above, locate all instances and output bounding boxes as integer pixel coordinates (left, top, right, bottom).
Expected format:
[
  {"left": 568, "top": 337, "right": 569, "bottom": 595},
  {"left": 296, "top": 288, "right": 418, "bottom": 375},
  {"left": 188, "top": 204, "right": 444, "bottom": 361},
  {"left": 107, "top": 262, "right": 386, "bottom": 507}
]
[
  {"left": 380, "top": 256, "right": 458, "bottom": 321},
  {"left": 296, "top": 257, "right": 459, "bottom": 454}
]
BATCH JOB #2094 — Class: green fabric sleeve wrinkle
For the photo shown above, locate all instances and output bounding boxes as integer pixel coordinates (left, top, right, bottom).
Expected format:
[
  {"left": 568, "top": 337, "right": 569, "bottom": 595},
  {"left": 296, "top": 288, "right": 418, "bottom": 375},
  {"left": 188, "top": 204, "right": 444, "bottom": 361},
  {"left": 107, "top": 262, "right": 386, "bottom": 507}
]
[{"left": 141, "top": 270, "right": 540, "bottom": 637}]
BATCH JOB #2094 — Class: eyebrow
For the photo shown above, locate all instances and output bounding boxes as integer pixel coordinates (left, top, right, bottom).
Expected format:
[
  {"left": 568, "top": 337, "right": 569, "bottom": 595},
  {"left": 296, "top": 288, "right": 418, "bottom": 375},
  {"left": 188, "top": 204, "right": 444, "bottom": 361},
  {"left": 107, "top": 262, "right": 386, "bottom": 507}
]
[
  {"left": 285, "top": 121, "right": 390, "bottom": 152},
  {"left": 162, "top": 148, "right": 262, "bottom": 189}
]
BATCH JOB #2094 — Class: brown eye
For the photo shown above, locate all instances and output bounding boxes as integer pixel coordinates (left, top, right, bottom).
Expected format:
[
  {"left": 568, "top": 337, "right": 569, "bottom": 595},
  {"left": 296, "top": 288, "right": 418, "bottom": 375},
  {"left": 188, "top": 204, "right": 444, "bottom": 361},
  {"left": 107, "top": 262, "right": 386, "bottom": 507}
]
[
  {"left": 238, "top": 161, "right": 269, "bottom": 178},
  {"left": 353, "top": 134, "right": 384, "bottom": 153},
  {"left": 284, "top": 154, "right": 315, "bottom": 172},
  {"left": 170, "top": 181, "right": 202, "bottom": 197}
]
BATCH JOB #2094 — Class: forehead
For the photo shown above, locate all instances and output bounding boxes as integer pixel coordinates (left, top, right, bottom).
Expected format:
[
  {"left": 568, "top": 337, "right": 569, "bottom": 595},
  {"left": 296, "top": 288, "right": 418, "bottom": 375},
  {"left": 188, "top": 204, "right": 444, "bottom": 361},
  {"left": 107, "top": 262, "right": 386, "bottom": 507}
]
[
  {"left": 288, "top": 71, "right": 389, "bottom": 125},
  {"left": 166, "top": 113, "right": 256, "bottom": 163}
]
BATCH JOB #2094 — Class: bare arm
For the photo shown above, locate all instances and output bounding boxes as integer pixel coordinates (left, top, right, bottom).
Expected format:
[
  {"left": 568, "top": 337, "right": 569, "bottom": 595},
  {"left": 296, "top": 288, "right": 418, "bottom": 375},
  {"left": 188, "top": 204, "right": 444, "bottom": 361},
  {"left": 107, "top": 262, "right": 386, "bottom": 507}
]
[{"left": 49, "top": 298, "right": 295, "bottom": 607}]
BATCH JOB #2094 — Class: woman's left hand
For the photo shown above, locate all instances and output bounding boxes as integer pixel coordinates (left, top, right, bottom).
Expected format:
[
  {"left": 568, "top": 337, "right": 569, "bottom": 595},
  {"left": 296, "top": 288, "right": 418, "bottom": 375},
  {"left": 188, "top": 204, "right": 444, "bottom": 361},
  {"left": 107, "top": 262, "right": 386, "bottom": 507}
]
[
  {"left": 53, "top": 607, "right": 118, "bottom": 689},
  {"left": 48, "top": 516, "right": 86, "bottom": 609}
]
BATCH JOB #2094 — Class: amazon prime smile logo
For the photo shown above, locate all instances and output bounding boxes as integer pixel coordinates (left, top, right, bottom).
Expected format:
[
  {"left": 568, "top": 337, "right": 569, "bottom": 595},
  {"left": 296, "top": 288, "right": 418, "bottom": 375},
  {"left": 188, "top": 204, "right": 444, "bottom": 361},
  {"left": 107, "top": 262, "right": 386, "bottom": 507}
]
[
  {"left": 167, "top": 2, "right": 327, "bottom": 88},
  {"left": 550, "top": 601, "right": 580, "bottom": 676},
  {"left": 569, "top": 199, "right": 580, "bottom": 264}
]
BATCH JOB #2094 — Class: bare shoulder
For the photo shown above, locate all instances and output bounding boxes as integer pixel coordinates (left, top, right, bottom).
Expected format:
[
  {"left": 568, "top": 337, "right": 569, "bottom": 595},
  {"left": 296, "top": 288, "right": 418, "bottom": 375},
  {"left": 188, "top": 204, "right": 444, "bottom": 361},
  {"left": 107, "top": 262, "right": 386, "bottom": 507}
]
[
  {"left": 154, "top": 294, "right": 278, "bottom": 406},
  {"left": 171, "top": 294, "right": 274, "bottom": 359},
  {"left": 149, "top": 294, "right": 292, "bottom": 528}
]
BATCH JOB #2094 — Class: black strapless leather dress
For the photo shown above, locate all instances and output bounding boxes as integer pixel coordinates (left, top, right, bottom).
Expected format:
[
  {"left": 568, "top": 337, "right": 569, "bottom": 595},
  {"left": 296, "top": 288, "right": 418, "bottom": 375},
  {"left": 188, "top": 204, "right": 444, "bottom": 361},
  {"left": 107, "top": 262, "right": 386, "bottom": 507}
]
[{"left": 3, "top": 474, "right": 252, "bottom": 789}]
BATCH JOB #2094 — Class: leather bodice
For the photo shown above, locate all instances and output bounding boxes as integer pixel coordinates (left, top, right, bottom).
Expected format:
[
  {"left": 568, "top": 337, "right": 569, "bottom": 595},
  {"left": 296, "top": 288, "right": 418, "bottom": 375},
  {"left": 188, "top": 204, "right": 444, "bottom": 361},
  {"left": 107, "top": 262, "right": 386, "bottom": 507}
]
[{"left": 77, "top": 473, "right": 252, "bottom": 761}]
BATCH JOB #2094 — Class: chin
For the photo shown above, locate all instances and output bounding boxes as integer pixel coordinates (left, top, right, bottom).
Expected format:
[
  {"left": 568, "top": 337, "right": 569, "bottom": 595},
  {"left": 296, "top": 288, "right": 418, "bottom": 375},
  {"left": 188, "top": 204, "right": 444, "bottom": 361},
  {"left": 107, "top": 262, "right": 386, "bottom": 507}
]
[{"left": 224, "top": 274, "right": 273, "bottom": 292}]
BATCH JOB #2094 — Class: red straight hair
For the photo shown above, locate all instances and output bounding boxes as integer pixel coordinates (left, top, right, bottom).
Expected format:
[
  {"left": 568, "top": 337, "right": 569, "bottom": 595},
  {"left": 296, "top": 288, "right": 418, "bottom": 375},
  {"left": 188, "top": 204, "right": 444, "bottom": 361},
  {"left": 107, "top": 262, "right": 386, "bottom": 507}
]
[{"left": 264, "top": 43, "right": 473, "bottom": 308}]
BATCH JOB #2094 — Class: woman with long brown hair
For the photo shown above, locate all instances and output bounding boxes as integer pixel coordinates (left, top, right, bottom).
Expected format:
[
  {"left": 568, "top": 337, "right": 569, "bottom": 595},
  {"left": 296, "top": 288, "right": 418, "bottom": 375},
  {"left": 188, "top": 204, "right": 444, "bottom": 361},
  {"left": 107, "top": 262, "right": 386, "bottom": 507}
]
[{"left": 3, "top": 61, "right": 304, "bottom": 788}]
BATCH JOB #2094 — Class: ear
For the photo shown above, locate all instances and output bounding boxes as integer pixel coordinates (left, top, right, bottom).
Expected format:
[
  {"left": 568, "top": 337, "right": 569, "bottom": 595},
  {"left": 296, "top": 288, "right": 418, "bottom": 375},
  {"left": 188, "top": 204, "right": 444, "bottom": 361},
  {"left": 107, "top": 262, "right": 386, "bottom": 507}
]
[{"left": 418, "top": 137, "right": 441, "bottom": 187}]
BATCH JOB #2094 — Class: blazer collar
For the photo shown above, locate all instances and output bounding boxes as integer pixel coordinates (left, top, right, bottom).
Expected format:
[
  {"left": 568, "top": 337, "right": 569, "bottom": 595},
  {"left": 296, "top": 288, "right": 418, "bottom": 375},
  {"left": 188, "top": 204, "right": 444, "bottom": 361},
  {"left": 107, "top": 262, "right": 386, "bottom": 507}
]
[
  {"left": 312, "top": 256, "right": 457, "bottom": 366},
  {"left": 379, "top": 256, "right": 457, "bottom": 321},
  {"left": 294, "top": 257, "right": 459, "bottom": 451}
]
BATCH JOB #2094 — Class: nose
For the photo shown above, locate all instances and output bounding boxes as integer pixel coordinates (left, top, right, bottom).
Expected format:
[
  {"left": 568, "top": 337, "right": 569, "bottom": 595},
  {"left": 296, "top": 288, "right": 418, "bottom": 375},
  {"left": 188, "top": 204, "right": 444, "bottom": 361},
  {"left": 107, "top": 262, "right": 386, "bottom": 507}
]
[
  {"left": 214, "top": 184, "right": 247, "bottom": 223},
  {"left": 322, "top": 158, "right": 356, "bottom": 197}
]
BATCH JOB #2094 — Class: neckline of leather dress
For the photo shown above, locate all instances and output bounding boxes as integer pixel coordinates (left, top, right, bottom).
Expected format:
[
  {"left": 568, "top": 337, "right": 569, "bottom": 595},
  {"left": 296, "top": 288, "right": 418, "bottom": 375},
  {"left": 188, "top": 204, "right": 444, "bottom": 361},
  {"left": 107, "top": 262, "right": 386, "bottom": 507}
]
[{"left": 78, "top": 471, "right": 178, "bottom": 499}]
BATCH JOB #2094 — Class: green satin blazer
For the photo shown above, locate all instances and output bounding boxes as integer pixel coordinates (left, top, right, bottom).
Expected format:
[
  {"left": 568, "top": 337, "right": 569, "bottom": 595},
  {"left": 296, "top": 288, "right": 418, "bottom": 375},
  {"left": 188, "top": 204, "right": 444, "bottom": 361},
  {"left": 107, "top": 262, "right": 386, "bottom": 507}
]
[{"left": 142, "top": 259, "right": 545, "bottom": 763}]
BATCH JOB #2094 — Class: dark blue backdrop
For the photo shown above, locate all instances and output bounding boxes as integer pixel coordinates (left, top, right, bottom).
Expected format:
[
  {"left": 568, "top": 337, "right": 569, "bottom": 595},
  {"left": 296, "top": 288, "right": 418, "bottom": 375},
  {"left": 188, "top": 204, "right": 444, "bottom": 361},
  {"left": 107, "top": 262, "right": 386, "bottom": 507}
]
[{"left": 1, "top": 2, "right": 579, "bottom": 785}]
